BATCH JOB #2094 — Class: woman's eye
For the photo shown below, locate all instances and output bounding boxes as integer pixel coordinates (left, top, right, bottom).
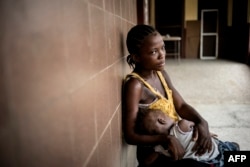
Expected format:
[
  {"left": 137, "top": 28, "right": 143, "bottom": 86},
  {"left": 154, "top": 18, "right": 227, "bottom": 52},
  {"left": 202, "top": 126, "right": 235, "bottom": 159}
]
[{"left": 151, "top": 50, "right": 157, "bottom": 54}]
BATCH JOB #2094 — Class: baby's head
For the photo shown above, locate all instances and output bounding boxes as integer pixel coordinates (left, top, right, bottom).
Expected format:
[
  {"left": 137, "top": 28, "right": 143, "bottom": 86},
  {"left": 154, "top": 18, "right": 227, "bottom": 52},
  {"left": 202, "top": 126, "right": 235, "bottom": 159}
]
[{"left": 136, "top": 109, "right": 175, "bottom": 135}]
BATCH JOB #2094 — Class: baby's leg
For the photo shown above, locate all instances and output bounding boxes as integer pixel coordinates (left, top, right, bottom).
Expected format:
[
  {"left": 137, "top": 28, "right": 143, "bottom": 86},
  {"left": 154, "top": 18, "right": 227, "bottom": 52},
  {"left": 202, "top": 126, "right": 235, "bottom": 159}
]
[{"left": 177, "top": 119, "right": 195, "bottom": 132}]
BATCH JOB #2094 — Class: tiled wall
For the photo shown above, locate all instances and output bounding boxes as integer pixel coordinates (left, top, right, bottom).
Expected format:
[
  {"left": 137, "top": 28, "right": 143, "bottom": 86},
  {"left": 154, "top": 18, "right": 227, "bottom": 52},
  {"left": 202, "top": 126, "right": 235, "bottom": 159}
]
[{"left": 0, "top": 0, "right": 137, "bottom": 167}]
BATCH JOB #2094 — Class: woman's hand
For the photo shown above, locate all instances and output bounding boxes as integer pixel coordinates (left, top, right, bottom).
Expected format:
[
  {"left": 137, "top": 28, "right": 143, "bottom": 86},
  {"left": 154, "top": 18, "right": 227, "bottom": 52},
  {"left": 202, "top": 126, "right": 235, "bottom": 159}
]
[
  {"left": 210, "top": 132, "right": 218, "bottom": 138},
  {"left": 192, "top": 121, "right": 212, "bottom": 156},
  {"left": 166, "top": 135, "right": 185, "bottom": 160}
]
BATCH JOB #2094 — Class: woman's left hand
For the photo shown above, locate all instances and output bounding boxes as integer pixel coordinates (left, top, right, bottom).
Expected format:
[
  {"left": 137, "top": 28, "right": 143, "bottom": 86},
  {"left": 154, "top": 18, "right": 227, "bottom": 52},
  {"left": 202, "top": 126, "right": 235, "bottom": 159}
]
[{"left": 192, "top": 121, "right": 212, "bottom": 156}]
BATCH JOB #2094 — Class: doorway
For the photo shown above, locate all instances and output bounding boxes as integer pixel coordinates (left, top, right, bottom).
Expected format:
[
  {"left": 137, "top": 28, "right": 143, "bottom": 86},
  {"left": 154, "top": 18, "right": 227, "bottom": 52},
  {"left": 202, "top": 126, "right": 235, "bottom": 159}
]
[{"left": 200, "top": 9, "right": 218, "bottom": 59}]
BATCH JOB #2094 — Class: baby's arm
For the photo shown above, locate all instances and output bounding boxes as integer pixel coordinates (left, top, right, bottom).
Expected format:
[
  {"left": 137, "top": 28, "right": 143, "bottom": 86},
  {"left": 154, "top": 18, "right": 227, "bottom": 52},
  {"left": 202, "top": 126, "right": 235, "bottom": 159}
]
[
  {"left": 178, "top": 119, "right": 217, "bottom": 141},
  {"left": 177, "top": 119, "right": 195, "bottom": 132}
]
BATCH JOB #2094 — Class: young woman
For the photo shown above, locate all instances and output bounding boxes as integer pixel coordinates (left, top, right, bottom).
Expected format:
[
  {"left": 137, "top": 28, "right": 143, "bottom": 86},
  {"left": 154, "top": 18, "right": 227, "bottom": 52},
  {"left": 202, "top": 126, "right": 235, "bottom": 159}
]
[{"left": 123, "top": 24, "right": 213, "bottom": 167}]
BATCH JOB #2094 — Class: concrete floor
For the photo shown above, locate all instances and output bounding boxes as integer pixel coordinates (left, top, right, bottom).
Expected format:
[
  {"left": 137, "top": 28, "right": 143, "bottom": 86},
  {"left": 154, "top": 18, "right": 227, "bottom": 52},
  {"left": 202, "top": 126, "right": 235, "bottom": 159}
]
[{"left": 165, "top": 59, "right": 250, "bottom": 150}]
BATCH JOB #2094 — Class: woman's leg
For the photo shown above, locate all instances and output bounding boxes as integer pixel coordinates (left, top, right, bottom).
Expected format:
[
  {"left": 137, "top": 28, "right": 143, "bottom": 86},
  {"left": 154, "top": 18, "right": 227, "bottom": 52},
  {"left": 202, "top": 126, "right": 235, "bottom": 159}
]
[
  {"left": 150, "top": 155, "right": 211, "bottom": 167},
  {"left": 137, "top": 146, "right": 160, "bottom": 167},
  {"left": 137, "top": 146, "right": 210, "bottom": 167}
]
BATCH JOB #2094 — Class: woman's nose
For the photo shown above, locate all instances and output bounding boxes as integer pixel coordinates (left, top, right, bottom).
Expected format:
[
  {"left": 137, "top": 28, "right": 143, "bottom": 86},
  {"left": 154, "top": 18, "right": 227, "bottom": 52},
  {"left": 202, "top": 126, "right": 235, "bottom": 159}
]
[{"left": 158, "top": 50, "right": 165, "bottom": 59}]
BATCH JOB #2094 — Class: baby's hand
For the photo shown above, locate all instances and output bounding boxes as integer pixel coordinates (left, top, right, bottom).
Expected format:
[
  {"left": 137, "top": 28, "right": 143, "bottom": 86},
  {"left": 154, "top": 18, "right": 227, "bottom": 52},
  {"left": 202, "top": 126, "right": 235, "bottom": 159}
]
[{"left": 166, "top": 135, "right": 185, "bottom": 160}]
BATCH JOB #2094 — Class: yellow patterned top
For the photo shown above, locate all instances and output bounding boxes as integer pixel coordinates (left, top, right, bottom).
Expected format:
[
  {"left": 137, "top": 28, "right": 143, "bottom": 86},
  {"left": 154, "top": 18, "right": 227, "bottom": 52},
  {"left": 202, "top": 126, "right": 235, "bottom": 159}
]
[{"left": 126, "top": 71, "right": 179, "bottom": 122}]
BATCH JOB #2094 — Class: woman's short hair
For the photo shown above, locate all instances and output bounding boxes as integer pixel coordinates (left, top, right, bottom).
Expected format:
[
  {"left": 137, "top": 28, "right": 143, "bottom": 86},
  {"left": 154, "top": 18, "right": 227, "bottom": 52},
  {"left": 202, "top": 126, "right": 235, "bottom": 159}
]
[{"left": 126, "top": 24, "right": 157, "bottom": 69}]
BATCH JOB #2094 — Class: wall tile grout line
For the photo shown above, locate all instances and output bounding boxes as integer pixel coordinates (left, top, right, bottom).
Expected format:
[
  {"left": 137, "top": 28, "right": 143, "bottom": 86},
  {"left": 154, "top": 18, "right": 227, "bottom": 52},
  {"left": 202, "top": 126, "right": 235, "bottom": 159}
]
[{"left": 82, "top": 102, "right": 121, "bottom": 167}]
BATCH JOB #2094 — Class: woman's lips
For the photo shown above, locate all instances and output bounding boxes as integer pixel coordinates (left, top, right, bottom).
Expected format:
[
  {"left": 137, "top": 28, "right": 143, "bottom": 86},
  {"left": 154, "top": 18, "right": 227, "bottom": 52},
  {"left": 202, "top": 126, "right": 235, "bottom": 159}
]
[{"left": 158, "top": 62, "right": 165, "bottom": 67}]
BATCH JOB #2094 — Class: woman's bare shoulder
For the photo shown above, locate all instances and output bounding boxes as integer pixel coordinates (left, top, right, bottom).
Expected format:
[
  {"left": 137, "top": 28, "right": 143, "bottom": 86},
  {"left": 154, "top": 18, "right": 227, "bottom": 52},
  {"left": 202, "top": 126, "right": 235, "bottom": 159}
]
[{"left": 124, "top": 75, "right": 143, "bottom": 91}]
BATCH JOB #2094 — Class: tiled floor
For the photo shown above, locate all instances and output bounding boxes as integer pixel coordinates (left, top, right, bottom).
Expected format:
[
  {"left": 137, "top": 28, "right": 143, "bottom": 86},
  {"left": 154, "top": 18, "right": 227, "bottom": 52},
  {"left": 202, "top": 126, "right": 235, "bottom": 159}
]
[{"left": 165, "top": 59, "right": 250, "bottom": 150}]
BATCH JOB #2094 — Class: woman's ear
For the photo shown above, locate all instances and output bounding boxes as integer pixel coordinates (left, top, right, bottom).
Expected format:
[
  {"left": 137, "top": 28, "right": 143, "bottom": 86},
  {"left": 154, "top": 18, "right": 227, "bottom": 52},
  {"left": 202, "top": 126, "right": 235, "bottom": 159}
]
[{"left": 131, "top": 54, "right": 140, "bottom": 63}]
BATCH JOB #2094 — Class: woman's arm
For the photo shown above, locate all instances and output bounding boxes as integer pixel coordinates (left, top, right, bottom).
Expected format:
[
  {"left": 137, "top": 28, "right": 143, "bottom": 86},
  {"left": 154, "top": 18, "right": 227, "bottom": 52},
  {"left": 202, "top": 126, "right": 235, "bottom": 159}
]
[
  {"left": 162, "top": 70, "right": 212, "bottom": 155},
  {"left": 122, "top": 77, "right": 167, "bottom": 145},
  {"left": 122, "top": 77, "right": 185, "bottom": 160}
]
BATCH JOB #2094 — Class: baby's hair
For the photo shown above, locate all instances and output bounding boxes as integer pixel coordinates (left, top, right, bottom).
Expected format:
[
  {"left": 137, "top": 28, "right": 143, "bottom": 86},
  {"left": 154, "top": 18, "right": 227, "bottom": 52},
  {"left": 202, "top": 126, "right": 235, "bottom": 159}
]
[
  {"left": 126, "top": 24, "right": 158, "bottom": 69},
  {"left": 135, "top": 109, "right": 149, "bottom": 134},
  {"left": 135, "top": 109, "right": 157, "bottom": 135}
]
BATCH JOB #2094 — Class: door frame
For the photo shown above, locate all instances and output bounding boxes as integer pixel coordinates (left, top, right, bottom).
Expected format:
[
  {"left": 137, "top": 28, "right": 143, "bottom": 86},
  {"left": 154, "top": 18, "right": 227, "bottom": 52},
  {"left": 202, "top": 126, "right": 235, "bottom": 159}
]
[{"left": 200, "top": 9, "right": 218, "bottom": 59}]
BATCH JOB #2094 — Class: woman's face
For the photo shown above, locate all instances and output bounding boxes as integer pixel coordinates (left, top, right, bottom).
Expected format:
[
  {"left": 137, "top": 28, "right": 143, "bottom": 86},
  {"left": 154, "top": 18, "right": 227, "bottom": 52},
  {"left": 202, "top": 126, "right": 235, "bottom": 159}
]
[{"left": 137, "top": 32, "right": 166, "bottom": 71}]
